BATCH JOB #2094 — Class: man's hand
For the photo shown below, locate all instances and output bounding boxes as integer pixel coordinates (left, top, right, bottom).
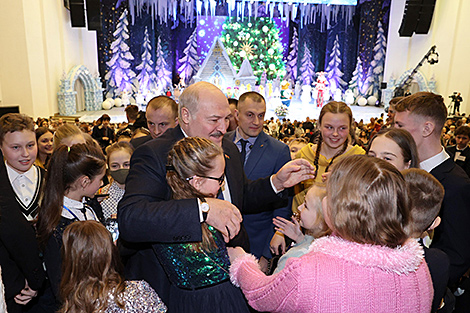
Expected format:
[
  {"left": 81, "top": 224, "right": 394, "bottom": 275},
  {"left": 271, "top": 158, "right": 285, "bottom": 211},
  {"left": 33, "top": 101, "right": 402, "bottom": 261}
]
[
  {"left": 205, "top": 198, "right": 242, "bottom": 242},
  {"left": 14, "top": 280, "right": 37, "bottom": 305},
  {"left": 271, "top": 159, "right": 315, "bottom": 191}
]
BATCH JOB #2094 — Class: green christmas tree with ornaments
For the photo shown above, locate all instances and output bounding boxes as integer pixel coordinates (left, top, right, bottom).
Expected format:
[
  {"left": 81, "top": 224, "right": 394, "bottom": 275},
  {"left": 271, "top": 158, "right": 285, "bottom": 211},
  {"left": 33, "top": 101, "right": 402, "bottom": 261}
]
[{"left": 221, "top": 17, "right": 286, "bottom": 83}]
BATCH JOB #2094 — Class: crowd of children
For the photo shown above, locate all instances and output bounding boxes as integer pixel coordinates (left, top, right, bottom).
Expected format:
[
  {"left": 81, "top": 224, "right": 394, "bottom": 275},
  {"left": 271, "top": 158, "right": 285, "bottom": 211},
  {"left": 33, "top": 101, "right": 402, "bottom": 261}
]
[{"left": 0, "top": 90, "right": 468, "bottom": 312}]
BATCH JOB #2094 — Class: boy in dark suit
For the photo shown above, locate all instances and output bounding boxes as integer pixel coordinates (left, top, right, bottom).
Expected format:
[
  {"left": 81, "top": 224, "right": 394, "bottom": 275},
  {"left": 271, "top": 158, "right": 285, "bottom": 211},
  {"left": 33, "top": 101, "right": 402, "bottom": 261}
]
[
  {"left": 403, "top": 168, "right": 451, "bottom": 312},
  {"left": 446, "top": 125, "right": 470, "bottom": 177},
  {"left": 0, "top": 113, "right": 45, "bottom": 312},
  {"left": 395, "top": 92, "right": 470, "bottom": 312}
]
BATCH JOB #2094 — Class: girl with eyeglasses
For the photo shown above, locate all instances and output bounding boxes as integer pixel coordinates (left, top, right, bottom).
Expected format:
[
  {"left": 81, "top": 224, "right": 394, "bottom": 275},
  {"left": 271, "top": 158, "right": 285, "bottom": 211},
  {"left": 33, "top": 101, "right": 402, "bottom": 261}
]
[{"left": 154, "top": 136, "right": 250, "bottom": 313}]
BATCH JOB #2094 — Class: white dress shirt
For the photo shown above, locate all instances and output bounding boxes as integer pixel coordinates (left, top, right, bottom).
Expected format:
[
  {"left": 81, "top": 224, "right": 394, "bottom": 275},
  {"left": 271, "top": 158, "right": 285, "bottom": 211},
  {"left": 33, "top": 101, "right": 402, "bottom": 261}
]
[
  {"left": 62, "top": 196, "right": 98, "bottom": 221},
  {"left": 5, "top": 161, "right": 39, "bottom": 220}
]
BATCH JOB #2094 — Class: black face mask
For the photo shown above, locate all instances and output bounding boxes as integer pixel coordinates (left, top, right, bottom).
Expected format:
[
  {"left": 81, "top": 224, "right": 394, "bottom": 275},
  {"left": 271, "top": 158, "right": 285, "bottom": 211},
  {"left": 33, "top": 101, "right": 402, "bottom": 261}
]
[{"left": 110, "top": 168, "right": 129, "bottom": 184}]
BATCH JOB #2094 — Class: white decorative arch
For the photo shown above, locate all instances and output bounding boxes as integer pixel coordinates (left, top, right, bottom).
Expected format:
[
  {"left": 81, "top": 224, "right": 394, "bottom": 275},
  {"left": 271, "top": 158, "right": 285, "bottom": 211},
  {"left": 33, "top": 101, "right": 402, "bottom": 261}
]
[
  {"left": 58, "top": 65, "right": 103, "bottom": 116},
  {"left": 382, "top": 69, "right": 436, "bottom": 108}
]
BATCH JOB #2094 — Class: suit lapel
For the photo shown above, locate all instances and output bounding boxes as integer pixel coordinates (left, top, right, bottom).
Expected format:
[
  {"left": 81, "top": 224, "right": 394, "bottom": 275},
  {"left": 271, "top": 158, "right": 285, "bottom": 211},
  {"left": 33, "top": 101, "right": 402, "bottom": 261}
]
[{"left": 244, "top": 133, "right": 268, "bottom": 177}]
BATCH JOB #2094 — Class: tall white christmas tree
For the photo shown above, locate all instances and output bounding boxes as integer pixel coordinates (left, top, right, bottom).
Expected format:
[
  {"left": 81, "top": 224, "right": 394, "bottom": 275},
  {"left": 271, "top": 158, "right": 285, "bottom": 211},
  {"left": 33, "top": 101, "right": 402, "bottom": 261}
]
[
  {"left": 348, "top": 56, "right": 364, "bottom": 97},
  {"left": 178, "top": 28, "right": 200, "bottom": 85},
  {"left": 136, "top": 27, "right": 157, "bottom": 95},
  {"left": 285, "top": 27, "right": 299, "bottom": 81},
  {"left": 299, "top": 43, "right": 315, "bottom": 85},
  {"left": 369, "top": 21, "right": 387, "bottom": 98},
  {"left": 363, "top": 66, "right": 375, "bottom": 97},
  {"left": 105, "top": 9, "right": 136, "bottom": 98},
  {"left": 155, "top": 36, "right": 172, "bottom": 91},
  {"left": 325, "top": 35, "right": 346, "bottom": 92}
]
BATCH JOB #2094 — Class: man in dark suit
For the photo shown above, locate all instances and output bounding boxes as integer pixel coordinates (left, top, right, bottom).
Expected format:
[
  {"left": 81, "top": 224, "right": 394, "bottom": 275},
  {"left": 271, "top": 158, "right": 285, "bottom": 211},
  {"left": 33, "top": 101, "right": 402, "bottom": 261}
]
[
  {"left": 118, "top": 82, "right": 314, "bottom": 303},
  {"left": 446, "top": 125, "right": 470, "bottom": 177},
  {"left": 129, "top": 95, "right": 178, "bottom": 148},
  {"left": 225, "top": 91, "right": 291, "bottom": 264},
  {"left": 395, "top": 92, "right": 470, "bottom": 289}
]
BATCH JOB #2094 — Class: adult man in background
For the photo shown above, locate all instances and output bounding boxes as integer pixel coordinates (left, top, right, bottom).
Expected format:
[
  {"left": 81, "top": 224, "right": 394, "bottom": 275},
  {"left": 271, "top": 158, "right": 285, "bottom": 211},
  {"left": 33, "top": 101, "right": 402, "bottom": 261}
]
[
  {"left": 130, "top": 95, "right": 178, "bottom": 148},
  {"left": 124, "top": 104, "right": 147, "bottom": 132},
  {"left": 446, "top": 125, "right": 470, "bottom": 177},
  {"left": 227, "top": 98, "right": 238, "bottom": 132},
  {"left": 225, "top": 91, "right": 291, "bottom": 270}
]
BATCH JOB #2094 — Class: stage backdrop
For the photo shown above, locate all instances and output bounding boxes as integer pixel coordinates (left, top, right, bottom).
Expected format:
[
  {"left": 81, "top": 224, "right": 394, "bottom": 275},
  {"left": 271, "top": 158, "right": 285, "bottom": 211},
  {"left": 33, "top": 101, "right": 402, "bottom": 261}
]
[{"left": 97, "top": 0, "right": 390, "bottom": 102}]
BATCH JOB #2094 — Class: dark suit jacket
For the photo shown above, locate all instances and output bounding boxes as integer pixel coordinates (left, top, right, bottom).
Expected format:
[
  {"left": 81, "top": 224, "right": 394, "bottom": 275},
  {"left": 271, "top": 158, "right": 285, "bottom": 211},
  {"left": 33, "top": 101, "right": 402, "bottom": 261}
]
[
  {"left": 118, "top": 126, "right": 286, "bottom": 302},
  {"left": 446, "top": 145, "right": 470, "bottom": 177},
  {"left": 0, "top": 159, "right": 45, "bottom": 302},
  {"left": 421, "top": 242, "right": 450, "bottom": 313},
  {"left": 130, "top": 134, "right": 152, "bottom": 149},
  {"left": 430, "top": 158, "right": 470, "bottom": 286},
  {"left": 225, "top": 130, "right": 291, "bottom": 258}
]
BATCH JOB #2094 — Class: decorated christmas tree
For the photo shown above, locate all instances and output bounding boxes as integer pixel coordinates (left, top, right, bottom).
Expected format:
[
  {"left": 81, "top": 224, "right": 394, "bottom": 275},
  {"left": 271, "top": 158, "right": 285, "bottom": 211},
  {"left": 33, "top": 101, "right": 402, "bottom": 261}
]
[
  {"left": 105, "top": 9, "right": 136, "bottom": 98},
  {"left": 325, "top": 35, "right": 346, "bottom": 92},
  {"left": 135, "top": 27, "right": 157, "bottom": 95},
  {"left": 299, "top": 43, "right": 315, "bottom": 85},
  {"left": 369, "top": 21, "right": 387, "bottom": 98},
  {"left": 285, "top": 27, "right": 299, "bottom": 82},
  {"left": 348, "top": 56, "right": 364, "bottom": 97},
  {"left": 155, "top": 36, "right": 172, "bottom": 91},
  {"left": 221, "top": 17, "right": 285, "bottom": 82},
  {"left": 178, "top": 28, "right": 200, "bottom": 85}
]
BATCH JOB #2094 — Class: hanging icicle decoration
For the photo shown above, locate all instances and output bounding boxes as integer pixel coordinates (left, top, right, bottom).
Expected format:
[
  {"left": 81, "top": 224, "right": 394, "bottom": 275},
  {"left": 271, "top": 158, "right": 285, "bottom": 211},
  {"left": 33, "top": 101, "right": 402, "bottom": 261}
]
[
  {"left": 125, "top": 0, "right": 355, "bottom": 31},
  {"left": 227, "top": 0, "right": 236, "bottom": 18},
  {"left": 209, "top": 0, "right": 216, "bottom": 16},
  {"left": 204, "top": 0, "right": 209, "bottom": 16},
  {"left": 196, "top": 0, "right": 203, "bottom": 16}
]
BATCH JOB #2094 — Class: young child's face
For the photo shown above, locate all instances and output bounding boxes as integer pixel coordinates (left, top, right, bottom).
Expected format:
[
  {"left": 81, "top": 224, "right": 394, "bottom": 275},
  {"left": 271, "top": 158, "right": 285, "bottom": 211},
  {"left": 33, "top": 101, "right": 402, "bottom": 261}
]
[
  {"left": 108, "top": 149, "right": 131, "bottom": 171},
  {"left": 368, "top": 135, "right": 410, "bottom": 171},
  {"left": 298, "top": 187, "right": 321, "bottom": 230},
  {"left": 37, "top": 132, "right": 54, "bottom": 155},
  {"left": 188, "top": 154, "right": 225, "bottom": 198},
  {"left": 319, "top": 112, "right": 350, "bottom": 151},
  {"left": 82, "top": 168, "right": 106, "bottom": 198},
  {"left": 1, "top": 130, "right": 37, "bottom": 173},
  {"left": 289, "top": 142, "right": 306, "bottom": 159}
]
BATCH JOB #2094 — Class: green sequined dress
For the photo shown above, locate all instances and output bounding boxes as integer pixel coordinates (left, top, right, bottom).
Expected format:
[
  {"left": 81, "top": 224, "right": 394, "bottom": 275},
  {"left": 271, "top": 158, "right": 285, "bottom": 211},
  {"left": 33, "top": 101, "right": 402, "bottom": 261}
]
[{"left": 154, "top": 225, "right": 250, "bottom": 313}]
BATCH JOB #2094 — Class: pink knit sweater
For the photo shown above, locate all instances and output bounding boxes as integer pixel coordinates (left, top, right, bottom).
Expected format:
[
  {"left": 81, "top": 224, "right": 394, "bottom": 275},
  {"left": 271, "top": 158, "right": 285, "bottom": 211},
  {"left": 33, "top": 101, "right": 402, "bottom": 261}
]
[{"left": 230, "top": 236, "right": 433, "bottom": 313}]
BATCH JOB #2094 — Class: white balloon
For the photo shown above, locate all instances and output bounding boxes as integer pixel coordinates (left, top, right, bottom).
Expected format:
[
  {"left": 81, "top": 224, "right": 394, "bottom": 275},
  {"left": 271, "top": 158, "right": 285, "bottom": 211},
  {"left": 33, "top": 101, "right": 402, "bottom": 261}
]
[
  {"left": 367, "top": 96, "right": 378, "bottom": 106},
  {"left": 357, "top": 97, "right": 367, "bottom": 106},
  {"left": 102, "top": 100, "right": 112, "bottom": 110},
  {"left": 106, "top": 98, "right": 115, "bottom": 106},
  {"left": 114, "top": 98, "right": 122, "bottom": 107}
]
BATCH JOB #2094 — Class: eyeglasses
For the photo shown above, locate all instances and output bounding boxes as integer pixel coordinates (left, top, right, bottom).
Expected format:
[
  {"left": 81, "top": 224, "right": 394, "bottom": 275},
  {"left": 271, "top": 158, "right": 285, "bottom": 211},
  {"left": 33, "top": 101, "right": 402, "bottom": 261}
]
[{"left": 186, "top": 174, "right": 225, "bottom": 186}]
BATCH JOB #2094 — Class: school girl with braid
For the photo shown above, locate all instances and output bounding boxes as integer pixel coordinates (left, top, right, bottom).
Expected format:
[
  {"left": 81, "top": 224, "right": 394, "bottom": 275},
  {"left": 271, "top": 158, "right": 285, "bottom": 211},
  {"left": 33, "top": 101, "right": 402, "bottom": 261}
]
[
  {"left": 296, "top": 101, "right": 365, "bottom": 189},
  {"left": 270, "top": 102, "right": 365, "bottom": 256}
]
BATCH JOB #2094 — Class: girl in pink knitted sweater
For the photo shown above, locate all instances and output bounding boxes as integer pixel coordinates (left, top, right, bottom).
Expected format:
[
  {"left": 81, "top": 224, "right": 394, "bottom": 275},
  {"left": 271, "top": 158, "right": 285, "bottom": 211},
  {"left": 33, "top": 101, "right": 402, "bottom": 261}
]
[{"left": 229, "top": 155, "right": 433, "bottom": 313}]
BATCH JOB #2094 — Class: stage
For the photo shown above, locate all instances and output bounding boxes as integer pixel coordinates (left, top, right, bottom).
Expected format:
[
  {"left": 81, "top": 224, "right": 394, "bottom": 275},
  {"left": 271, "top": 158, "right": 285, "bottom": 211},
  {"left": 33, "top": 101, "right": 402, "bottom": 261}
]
[{"left": 77, "top": 99, "right": 385, "bottom": 125}]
